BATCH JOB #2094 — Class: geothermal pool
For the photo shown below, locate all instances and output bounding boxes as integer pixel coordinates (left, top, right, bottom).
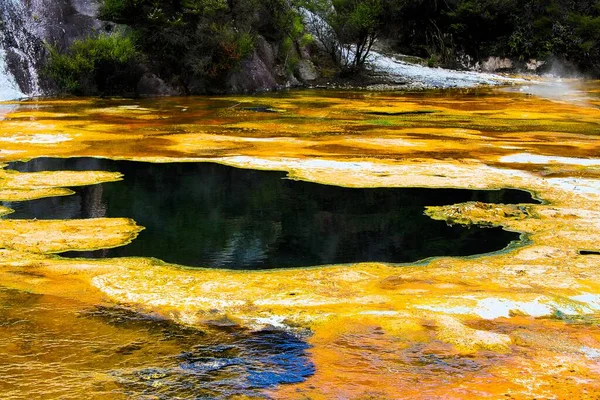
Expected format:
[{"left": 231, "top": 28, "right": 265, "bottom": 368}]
[{"left": 1, "top": 84, "right": 600, "bottom": 398}]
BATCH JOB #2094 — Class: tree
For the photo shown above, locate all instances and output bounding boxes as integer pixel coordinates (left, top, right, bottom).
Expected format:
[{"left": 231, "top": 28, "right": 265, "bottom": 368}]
[
  {"left": 333, "top": 0, "right": 383, "bottom": 70},
  {"left": 301, "top": 0, "right": 383, "bottom": 72},
  {"left": 98, "top": 0, "right": 309, "bottom": 92},
  {"left": 44, "top": 31, "right": 140, "bottom": 95}
]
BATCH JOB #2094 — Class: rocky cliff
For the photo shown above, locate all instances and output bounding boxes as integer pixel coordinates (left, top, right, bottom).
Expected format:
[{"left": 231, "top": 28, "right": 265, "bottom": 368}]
[
  {"left": 0, "top": 0, "right": 319, "bottom": 99},
  {"left": 0, "top": 0, "right": 109, "bottom": 97}
]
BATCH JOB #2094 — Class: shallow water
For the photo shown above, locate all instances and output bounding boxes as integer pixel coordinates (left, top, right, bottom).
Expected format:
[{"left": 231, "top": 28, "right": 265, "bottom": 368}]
[
  {"left": 0, "top": 286, "right": 313, "bottom": 399},
  {"left": 1, "top": 84, "right": 600, "bottom": 399},
  {"left": 5, "top": 157, "right": 534, "bottom": 268}
]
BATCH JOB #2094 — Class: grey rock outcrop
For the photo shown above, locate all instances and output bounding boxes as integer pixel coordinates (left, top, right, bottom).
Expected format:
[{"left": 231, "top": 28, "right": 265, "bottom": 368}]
[
  {"left": 255, "top": 36, "right": 276, "bottom": 71},
  {"left": 481, "top": 57, "right": 514, "bottom": 72},
  {"left": 294, "top": 59, "right": 318, "bottom": 82},
  {"left": 226, "top": 50, "right": 279, "bottom": 93},
  {"left": 0, "top": 0, "right": 105, "bottom": 96},
  {"left": 137, "top": 72, "right": 182, "bottom": 97}
]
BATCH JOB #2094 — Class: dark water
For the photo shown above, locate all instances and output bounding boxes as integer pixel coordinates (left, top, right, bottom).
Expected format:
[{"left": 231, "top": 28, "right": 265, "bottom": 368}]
[{"left": 4, "top": 158, "right": 537, "bottom": 269}]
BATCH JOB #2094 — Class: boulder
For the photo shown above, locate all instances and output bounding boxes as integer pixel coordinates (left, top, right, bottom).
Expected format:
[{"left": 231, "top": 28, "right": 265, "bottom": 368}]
[
  {"left": 294, "top": 59, "right": 319, "bottom": 82},
  {"left": 137, "top": 73, "right": 181, "bottom": 97},
  {"left": 226, "top": 51, "right": 279, "bottom": 93},
  {"left": 481, "top": 57, "right": 514, "bottom": 72}
]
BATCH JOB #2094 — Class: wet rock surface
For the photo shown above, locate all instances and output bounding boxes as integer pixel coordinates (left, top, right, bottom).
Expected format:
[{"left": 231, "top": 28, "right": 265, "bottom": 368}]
[{"left": 0, "top": 0, "right": 106, "bottom": 96}]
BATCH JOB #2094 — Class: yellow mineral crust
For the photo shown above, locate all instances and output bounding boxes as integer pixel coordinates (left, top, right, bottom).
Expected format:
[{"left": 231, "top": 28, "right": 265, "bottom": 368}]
[
  {"left": 0, "top": 168, "right": 122, "bottom": 188},
  {"left": 0, "top": 167, "right": 122, "bottom": 201},
  {"left": 0, "top": 187, "right": 74, "bottom": 201},
  {"left": 0, "top": 218, "right": 143, "bottom": 253},
  {"left": 1, "top": 86, "right": 600, "bottom": 398},
  {"left": 0, "top": 205, "right": 12, "bottom": 216}
]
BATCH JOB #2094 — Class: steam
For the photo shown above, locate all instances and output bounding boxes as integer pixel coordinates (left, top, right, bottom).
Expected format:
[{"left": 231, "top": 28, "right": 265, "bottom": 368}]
[
  {"left": 544, "top": 59, "right": 587, "bottom": 79},
  {"left": 500, "top": 59, "right": 592, "bottom": 105},
  {"left": 516, "top": 80, "right": 588, "bottom": 103}
]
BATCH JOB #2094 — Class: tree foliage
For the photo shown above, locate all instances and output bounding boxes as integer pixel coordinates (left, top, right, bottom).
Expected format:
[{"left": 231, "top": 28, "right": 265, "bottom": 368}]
[
  {"left": 381, "top": 0, "right": 600, "bottom": 74},
  {"left": 301, "top": 0, "right": 383, "bottom": 71},
  {"left": 44, "top": 0, "right": 600, "bottom": 94},
  {"left": 99, "top": 0, "right": 251, "bottom": 91},
  {"left": 97, "top": 0, "right": 309, "bottom": 92},
  {"left": 44, "top": 31, "right": 140, "bottom": 95}
]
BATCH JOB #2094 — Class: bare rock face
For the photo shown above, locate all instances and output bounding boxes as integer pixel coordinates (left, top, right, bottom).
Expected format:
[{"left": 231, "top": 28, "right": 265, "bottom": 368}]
[
  {"left": 294, "top": 59, "right": 319, "bottom": 82},
  {"left": 137, "top": 72, "right": 182, "bottom": 97},
  {"left": 526, "top": 59, "right": 546, "bottom": 72},
  {"left": 25, "top": 0, "right": 103, "bottom": 48},
  {"left": 226, "top": 50, "right": 279, "bottom": 93},
  {"left": 0, "top": 0, "right": 105, "bottom": 96},
  {"left": 481, "top": 57, "right": 514, "bottom": 72},
  {"left": 71, "top": 0, "right": 100, "bottom": 17},
  {"left": 255, "top": 36, "right": 276, "bottom": 70}
]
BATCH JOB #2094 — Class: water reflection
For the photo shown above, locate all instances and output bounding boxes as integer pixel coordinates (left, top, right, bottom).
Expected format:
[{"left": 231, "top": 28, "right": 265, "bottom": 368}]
[
  {"left": 0, "top": 286, "right": 313, "bottom": 399},
  {"left": 5, "top": 158, "right": 536, "bottom": 269}
]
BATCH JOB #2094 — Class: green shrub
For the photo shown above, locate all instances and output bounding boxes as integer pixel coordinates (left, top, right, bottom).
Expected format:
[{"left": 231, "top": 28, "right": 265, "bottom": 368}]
[
  {"left": 95, "top": 0, "right": 319, "bottom": 92},
  {"left": 97, "top": 0, "right": 313, "bottom": 92},
  {"left": 207, "top": 27, "right": 257, "bottom": 78},
  {"left": 44, "top": 32, "right": 140, "bottom": 95},
  {"left": 379, "top": 0, "right": 600, "bottom": 75},
  {"left": 427, "top": 55, "right": 439, "bottom": 68}
]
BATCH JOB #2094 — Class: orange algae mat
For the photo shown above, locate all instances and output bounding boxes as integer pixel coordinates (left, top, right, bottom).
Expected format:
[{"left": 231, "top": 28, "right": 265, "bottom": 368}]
[{"left": 1, "top": 82, "right": 600, "bottom": 398}]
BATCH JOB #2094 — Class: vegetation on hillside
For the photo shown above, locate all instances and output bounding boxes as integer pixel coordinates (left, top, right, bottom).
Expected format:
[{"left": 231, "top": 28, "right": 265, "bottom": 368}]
[
  {"left": 98, "top": 0, "right": 308, "bottom": 92},
  {"left": 44, "top": 32, "right": 140, "bottom": 95},
  {"left": 45, "top": 0, "right": 308, "bottom": 95},
  {"left": 43, "top": 0, "right": 600, "bottom": 95},
  {"left": 300, "top": 0, "right": 383, "bottom": 72},
  {"left": 382, "top": 0, "right": 600, "bottom": 72}
]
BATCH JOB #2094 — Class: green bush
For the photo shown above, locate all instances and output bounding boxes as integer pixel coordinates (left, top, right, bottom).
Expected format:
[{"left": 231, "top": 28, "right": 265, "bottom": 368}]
[
  {"left": 380, "top": 0, "right": 600, "bottom": 75},
  {"left": 44, "top": 32, "right": 140, "bottom": 95},
  {"left": 96, "top": 0, "right": 308, "bottom": 92}
]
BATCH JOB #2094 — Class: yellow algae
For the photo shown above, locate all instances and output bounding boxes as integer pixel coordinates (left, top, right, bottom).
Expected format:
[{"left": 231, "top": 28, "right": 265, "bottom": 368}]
[
  {"left": 85, "top": 105, "right": 156, "bottom": 114},
  {"left": 0, "top": 205, "right": 13, "bottom": 216},
  {"left": 0, "top": 168, "right": 122, "bottom": 189},
  {"left": 0, "top": 250, "right": 112, "bottom": 304},
  {"left": 0, "top": 170, "right": 599, "bottom": 400},
  {"left": 5, "top": 111, "right": 79, "bottom": 119},
  {"left": 425, "top": 202, "right": 537, "bottom": 228},
  {"left": 226, "top": 120, "right": 347, "bottom": 136},
  {"left": 0, "top": 218, "right": 143, "bottom": 253},
  {"left": 432, "top": 315, "right": 512, "bottom": 353},
  {"left": 0, "top": 133, "right": 73, "bottom": 144},
  {"left": 0, "top": 187, "right": 74, "bottom": 201},
  {"left": 0, "top": 167, "right": 122, "bottom": 204},
  {"left": 1, "top": 86, "right": 600, "bottom": 398},
  {"left": 1, "top": 89, "right": 600, "bottom": 163},
  {"left": 270, "top": 316, "right": 600, "bottom": 399}
]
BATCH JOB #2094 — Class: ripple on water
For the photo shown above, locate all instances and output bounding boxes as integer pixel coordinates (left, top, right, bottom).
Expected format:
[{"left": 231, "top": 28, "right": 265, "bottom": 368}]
[{"left": 0, "top": 287, "right": 314, "bottom": 399}]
